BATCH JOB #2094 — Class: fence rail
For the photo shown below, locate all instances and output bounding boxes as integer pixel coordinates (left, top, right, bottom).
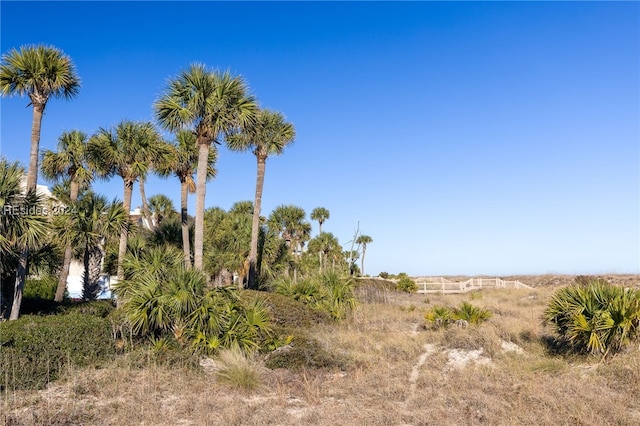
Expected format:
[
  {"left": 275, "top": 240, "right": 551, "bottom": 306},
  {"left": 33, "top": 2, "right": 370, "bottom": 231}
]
[{"left": 413, "top": 277, "right": 532, "bottom": 294}]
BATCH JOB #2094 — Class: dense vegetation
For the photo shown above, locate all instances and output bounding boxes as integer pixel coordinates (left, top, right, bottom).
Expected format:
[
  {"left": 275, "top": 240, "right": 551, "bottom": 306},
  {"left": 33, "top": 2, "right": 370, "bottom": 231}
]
[{"left": 0, "top": 308, "right": 114, "bottom": 390}]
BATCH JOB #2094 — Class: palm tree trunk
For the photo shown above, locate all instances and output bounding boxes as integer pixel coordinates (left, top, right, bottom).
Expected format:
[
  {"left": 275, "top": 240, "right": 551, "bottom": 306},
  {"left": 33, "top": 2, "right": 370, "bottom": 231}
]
[
  {"left": 9, "top": 104, "right": 45, "bottom": 320},
  {"left": 26, "top": 104, "right": 44, "bottom": 191},
  {"left": 9, "top": 250, "right": 28, "bottom": 320},
  {"left": 248, "top": 155, "right": 266, "bottom": 290},
  {"left": 139, "top": 175, "right": 154, "bottom": 231},
  {"left": 180, "top": 180, "right": 191, "bottom": 269},
  {"left": 55, "top": 179, "right": 79, "bottom": 302},
  {"left": 117, "top": 180, "right": 133, "bottom": 281},
  {"left": 83, "top": 243, "right": 104, "bottom": 300},
  {"left": 361, "top": 246, "right": 366, "bottom": 276},
  {"left": 193, "top": 143, "right": 209, "bottom": 271},
  {"left": 82, "top": 244, "right": 91, "bottom": 300}
]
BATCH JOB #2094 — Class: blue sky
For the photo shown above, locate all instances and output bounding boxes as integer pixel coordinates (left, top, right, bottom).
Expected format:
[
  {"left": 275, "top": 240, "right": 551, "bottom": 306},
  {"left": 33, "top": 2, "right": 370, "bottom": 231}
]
[{"left": 1, "top": 1, "right": 638, "bottom": 276}]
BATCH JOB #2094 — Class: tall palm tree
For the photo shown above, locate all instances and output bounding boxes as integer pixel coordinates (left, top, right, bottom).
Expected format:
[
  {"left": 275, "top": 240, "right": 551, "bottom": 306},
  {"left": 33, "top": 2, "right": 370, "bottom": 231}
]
[
  {"left": 310, "top": 207, "right": 330, "bottom": 235},
  {"left": 0, "top": 45, "right": 80, "bottom": 320},
  {"left": 0, "top": 158, "right": 49, "bottom": 319},
  {"left": 227, "top": 109, "right": 295, "bottom": 289},
  {"left": 155, "top": 64, "right": 257, "bottom": 271},
  {"left": 41, "top": 130, "right": 93, "bottom": 302},
  {"left": 356, "top": 234, "right": 373, "bottom": 276},
  {"left": 88, "top": 120, "right": 163, "bottom": 281},
  {"left": 56, "top": 193, "right": 127, "bottom": 300},
  {"left": 0, "top": 45, "right": 80, "bottom": 192},
  {"left": 155, "top": 130, "right": 217, "bottom": 268}
]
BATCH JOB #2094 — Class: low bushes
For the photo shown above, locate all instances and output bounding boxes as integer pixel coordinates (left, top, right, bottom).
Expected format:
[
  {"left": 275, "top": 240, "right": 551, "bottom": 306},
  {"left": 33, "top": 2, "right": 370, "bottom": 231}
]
[
  {"left": 23, "top": 275, "right": 58, "bottom": 300},
  {"left": 240, "top": 290, "right": 331, "bottom": 329},
  {"left": 114, "top": 247, "right": 273, "bottom": 355},
  {"left": 264, "top": 333, "right": 348, "bottom": 370},
  {"left": 425, "top": 301, "right": 492, "bottom": 328},
  {"left": 0, "top": 312, "right": 114, "bottom": 390},
  {"left": 271, "top": 272, "right": 357, "bottom": 320},
  {"left": 543, "top": 278, "right": 640, "bottom": 359},
  {"left": 395, "top": 274, "right": 418, "bottom": 293}
]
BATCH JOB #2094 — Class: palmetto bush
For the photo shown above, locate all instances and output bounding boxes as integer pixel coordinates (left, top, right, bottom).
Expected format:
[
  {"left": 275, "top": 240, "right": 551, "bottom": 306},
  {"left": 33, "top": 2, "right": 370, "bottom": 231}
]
[
  {"left": 318, "top": 271, "right": 357, "bottom": 319},
  {"left": 396, "top": 276, "right": 418, "bottom": 293},
  {"left": 425, "top": 305, "right": 453, "bottom": 328},
  {"left": 114, "top": 245, "right": 272, "bottom": 354},
  {"left": 543, "top": 279, "right": 640, "bottom": 359},
  {"left": 453, "top": 301, "right": 493, "bottom": 324},
  {"left": 272, "top": 272, "right": 357, "bottom": 320},
  {"left": 425, "top": 302, "right": 492, "bottom": 328}
]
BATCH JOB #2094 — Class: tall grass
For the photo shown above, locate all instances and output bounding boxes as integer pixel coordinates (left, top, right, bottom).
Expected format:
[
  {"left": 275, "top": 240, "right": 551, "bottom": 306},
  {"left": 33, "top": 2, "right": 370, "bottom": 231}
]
[{"left": 215, "top": 347, "right": 264, "bottom": 393}]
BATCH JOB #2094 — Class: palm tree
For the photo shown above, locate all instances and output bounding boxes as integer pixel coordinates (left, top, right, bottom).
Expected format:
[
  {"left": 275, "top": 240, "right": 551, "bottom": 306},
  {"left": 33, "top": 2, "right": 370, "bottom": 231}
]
[
  {"left": 155, "top": 64, "right": 257, "bottom": 271},
  {"left": 310, "top": 207, "right": 330, "bottom": 235},
  {"left": 268, "top": 205, "right": 310, "bottom": 281},
  {"left": 344, "top": 250, "right": 360, "bottom": 275},
  {"left": 0, "top": 158, "right": 49, "bottom": 319},
  {"left": 56, "top": 193, "right": 127, "bottom": 300},
  {"left": 137, "top": 138, "right": 173, "bottom": 231},
  {"left": 203, "top": 203, "right": 253, "bottom": 287},
  {"left": 88, "top": 120, "right": 163, "bottom": 281},
  {"left": 0, "top": 45, "right": 80, "bottom": 320},
  {"left": 148, "top": 194, "right": 176, "bottom": 227},
  {"left": 0, "top": 45, "right": 80, "bottom": 192},
  {"left": 308, "top": 232, "right": 341, "bottom": 273},
  {"left": 356, "top": 234, "right": 373, "bottom": 276},
  {"left": 41, "top": 130, "right": 93, "bottom": 302},
  {"left": 268, "top": 205, "right": 309, "bottom": 255},
  {"left": 227, "top": 109, "right": 295, "bottom": 289},
  {"left": 156, "top": 130, "right": 217, "bottom": 268}
]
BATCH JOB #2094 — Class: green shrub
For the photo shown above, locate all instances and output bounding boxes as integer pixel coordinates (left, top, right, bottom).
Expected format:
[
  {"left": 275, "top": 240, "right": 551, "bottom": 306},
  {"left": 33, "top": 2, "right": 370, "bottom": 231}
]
[
  {"left": 0, "top": 313, "right": 114, "bottom": 390},
  {"left": 239, "top": 290, "right": 331, "bottom": 329},
  {"left": 396, "top": 276, "right": 418, "bottom": 293},
  {"left": 61, "top": 300, "right": 115, "bottom": 317},
  {"left": 23, "top": 275, "right": 58, "bottom": 300},
  {"left": 425, "top": 305, "right": 453, "bottom": 328},
  {"left": 378, "top": 272, "right": 389, "bottom": 279},
  {"left": 19, "top": 275, "right": 62, "bottom": 314},
  {"left": 543, "top": 279, "right": 640, "bottom": 359},
  {"left": 264, "top": 334, "right": 348, "bottom": 370},
  {"left": 424, "top": 302, "right": 492, "bottom": 328},
  {"left": 271, "top": 273, "right": 357, "bottom": 320},
  {"left": 453, "top": 301, "right": 492, "bottom": 324},
  {"left": 317, "top": 272, "right": 357, "bottom": 319},
  {"left": 115, "top": 263, "right": 273, "bottom": 355}
]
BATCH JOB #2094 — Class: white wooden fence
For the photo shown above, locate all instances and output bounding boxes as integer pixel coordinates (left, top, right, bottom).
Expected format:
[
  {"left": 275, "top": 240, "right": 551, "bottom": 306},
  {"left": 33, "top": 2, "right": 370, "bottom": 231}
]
[{"left": 413, "top": 277, "right": 532, "bottom": 294}]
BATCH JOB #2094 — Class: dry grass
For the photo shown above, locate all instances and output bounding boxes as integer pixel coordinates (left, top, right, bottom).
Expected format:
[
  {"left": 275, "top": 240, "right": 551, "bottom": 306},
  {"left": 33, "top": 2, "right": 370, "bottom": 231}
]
[{"left": 3, "top": 278, "right": 640, "bottom": 425}]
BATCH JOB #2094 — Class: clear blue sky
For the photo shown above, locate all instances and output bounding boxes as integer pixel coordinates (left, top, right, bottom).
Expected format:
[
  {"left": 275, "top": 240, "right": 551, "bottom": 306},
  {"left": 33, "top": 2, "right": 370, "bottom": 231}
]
[{"left": 1, "top": 1, "right": 638, "bottom": 276}]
